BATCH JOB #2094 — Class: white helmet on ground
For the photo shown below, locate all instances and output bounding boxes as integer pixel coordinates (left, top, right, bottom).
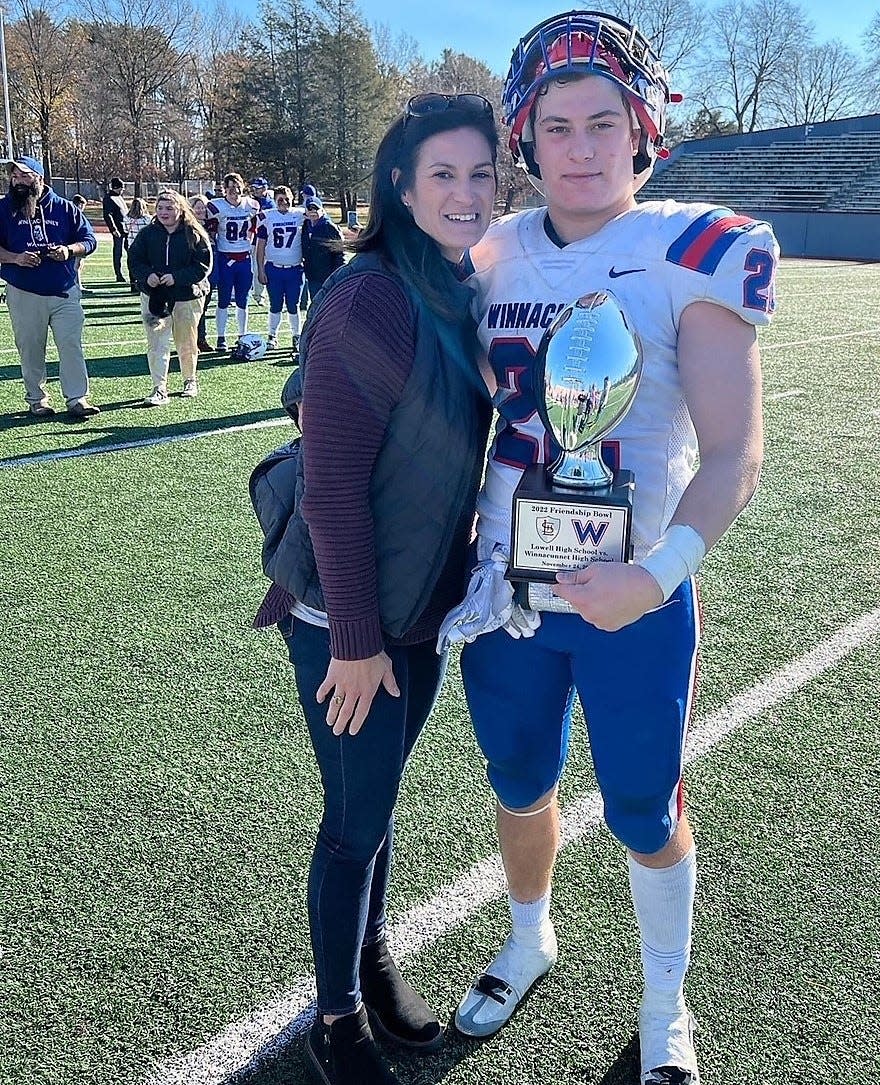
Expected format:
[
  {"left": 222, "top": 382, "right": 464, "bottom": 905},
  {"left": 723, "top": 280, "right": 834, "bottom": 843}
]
[{"left": 232, "top": 333, "right": 268, "bottom": 361}]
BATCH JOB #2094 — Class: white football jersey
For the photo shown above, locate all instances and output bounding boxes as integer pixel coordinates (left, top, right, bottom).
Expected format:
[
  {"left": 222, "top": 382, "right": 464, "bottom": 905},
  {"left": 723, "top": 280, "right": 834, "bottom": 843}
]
[
  {"left": 256, "top": 208, "right": 305, "bottom": 265},
  {"left": 469, "top": 200, "right": 779, "bottom": 560},
  {"left": 207, "top": 196, "right": 260, "bottom": 254}
]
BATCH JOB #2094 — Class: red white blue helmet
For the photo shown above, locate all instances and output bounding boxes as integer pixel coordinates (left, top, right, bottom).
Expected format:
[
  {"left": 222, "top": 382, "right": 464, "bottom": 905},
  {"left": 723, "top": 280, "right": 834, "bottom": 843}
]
[{"left": 503, "top": 10, "right": 675, "bottom": 180}]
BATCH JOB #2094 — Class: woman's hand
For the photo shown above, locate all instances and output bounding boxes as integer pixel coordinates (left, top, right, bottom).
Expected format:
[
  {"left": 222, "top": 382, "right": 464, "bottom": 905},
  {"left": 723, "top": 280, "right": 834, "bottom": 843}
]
[
  {"left": 146, "top": 272, "right": 161, "bottom": 288},
  {"left": 316, "top": 653, "right": 400, "bottom": 736},
  {"left": 258, "top": 269, "right": 267, "bottom": 286},
  {"left": 159, "top": 273, "right": 175, "bottom": 286}
]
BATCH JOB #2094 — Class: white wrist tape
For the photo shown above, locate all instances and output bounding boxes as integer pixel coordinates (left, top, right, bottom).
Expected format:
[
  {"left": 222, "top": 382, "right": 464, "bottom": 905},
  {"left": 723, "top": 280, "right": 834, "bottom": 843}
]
[{"left": 638, "top": 524, "right": 706, "bottom": 602}]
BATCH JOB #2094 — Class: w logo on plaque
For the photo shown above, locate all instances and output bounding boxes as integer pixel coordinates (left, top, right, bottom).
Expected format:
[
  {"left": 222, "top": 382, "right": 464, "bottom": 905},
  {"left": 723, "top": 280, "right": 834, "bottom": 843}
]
[{"left": 536, "top": 517, "right": 560, "bottom": 542}]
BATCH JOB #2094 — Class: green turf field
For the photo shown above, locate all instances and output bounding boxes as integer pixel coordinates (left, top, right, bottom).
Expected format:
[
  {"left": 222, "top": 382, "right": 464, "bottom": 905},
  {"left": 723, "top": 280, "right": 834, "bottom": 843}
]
[{"left": 2, "top": 242, "right": 879, "bottom": 1085}]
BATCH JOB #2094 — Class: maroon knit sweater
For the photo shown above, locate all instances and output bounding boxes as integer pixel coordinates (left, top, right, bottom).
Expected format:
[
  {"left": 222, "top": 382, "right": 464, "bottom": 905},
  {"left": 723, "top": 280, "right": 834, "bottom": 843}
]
[{"left": 256, "top": 270, "right": 478, "bottom": 660}]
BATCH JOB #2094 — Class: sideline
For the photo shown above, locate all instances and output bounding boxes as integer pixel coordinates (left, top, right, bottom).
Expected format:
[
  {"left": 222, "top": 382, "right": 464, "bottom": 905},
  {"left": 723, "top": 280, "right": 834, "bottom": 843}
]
[{"left": 145, "top": 605, "right": 880, "bottom": 1085}]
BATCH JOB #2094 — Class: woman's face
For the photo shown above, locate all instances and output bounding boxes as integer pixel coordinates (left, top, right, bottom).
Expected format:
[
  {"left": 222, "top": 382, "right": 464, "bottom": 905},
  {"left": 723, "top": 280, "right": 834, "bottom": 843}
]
[
  {"left": 156, "top": 198, "right": 182, "bottom": 231},
  {"left": 190, "top": 199, "right": 207, "bottom": 223},
  {"left": 398, "top": 127, "right": 496, "bottom": 262}
]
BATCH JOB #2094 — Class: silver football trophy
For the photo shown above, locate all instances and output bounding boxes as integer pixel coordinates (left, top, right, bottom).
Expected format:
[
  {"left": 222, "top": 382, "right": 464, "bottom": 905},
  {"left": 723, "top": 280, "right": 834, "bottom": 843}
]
[{"left": 508, "top": 291, "right": 643, "bottom": 609}]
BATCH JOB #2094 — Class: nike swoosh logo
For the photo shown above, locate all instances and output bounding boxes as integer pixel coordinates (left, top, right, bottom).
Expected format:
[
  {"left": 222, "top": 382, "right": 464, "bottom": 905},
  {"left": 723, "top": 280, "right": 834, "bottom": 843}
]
[{"left": 608, "top": 266, "right": 646, "bottom": 278}]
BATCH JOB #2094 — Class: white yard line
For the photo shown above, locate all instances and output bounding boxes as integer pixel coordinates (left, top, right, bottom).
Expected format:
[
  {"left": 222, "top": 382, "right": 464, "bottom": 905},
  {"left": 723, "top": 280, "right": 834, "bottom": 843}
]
[
  {"left": 0, "top": 417, "right": 293, "bottom": 469},
  {"left": 762, "top": 328, "right": 880, "bottom": 350},
  {"left": 144, "top": 606, "right": 880, "bottom": 1085},
  {"left": 765, "top": 388, "right": 806, "bottom": 401}
]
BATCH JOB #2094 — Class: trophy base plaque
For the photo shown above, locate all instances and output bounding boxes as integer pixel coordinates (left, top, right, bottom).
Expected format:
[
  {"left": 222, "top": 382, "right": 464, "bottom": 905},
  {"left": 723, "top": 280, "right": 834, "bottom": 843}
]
[{"left": 508, "top": 465, "right": 634, "bottom": 610}]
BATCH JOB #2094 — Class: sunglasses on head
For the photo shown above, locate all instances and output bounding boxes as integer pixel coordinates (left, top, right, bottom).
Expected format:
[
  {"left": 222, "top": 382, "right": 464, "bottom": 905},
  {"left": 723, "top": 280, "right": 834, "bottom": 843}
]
[{"left": 404, "top": 93, "right": 493, "bottom": 122}]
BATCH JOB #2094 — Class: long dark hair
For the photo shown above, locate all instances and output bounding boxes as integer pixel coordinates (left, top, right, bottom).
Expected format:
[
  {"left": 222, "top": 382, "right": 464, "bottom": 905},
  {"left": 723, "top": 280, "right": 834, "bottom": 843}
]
[{"left": 351, "top": 102, "right": 499, "bottom": 321}]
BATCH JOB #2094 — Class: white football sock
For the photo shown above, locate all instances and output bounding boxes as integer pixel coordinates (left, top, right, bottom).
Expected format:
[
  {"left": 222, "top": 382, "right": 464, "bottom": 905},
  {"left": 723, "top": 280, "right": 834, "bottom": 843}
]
[
  {"left": 509, "top": 890, "right": 554, "bottom": 947},
  {"left": 268, "top": 312, "right": 282, "bottom": 337},
  {"left": 628, "top": 846, "right": 696, "bottom": 1013},
  {"left": 215, "top": 308, "right": 228, "bottom": 339},
  {"left": 236, "top": 306, "right": 248, "bottom": 335},
  {"left": 289, "top": 309, "right": 301, "bottom": 337}
]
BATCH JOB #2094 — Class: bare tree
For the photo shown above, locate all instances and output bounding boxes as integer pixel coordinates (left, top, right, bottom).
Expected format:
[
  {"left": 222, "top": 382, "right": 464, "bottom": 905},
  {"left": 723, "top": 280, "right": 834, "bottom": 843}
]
[
  {"left": 372, "top": 21, "right": 422, "bottom": 113},
  {"left": 188, "top": 0, "right": 246, "bottom": 182},
  {"left": 691, "top": 0, "right": 813, "bottom": 132},
  {"left": 5, "top": 0, "right": 81, "bottom": 181},
  {"left": 605, "top": 0, "right": 706, "bottom": 72},
  {"left": 767, "top": 39, "right": 861, "bottom": 124},
  {"left": 80, "top": 0, "right": 197, "bottom": 193}
]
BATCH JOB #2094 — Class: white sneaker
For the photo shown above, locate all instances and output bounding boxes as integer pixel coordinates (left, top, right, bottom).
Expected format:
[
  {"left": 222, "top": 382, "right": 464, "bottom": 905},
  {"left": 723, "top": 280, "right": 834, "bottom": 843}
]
[
  {"left": 267, "top": 335, "right": 277, "bottom": 349},
  {"left": 639, "top": 1003, "right": 699, "bottom": 1083},
  {"left": 181, "top": 379, "right": 199, "bottom": 398},
  {"left": 143, "top": 387, "right": 169, "bottom": 406},
  {"left": 455, "top": 927, "right": 557, "bottom": 1037}
]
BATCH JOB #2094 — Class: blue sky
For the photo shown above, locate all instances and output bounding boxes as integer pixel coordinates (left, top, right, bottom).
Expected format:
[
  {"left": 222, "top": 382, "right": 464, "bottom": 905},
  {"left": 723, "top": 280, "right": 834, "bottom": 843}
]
[{"left": 276, "top": 0, "right": 878, "bottom": 75}]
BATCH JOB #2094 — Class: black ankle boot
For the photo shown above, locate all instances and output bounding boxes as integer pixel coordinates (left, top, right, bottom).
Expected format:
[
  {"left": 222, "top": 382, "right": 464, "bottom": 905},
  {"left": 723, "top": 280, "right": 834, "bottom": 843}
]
[
  {"left": 359, "top": 938, "right": 444, "bottom": 1051},
  {"left": 305, "top": 1005, "right": 397, "bottom": 1085}
]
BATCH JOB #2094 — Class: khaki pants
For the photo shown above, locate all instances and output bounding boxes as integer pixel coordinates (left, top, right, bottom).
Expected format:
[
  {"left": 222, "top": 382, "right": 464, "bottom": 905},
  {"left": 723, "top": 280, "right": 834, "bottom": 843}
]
[
  {"left": 140, "top": 295, "right": 204, "bottom": 391},
  {"left": 6, "top": 282, "right": 90, "bottom": 407}
]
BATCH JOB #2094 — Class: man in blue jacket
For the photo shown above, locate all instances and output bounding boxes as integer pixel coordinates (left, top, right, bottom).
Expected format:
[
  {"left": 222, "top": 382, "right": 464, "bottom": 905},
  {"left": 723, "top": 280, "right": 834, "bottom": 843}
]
[{"left": 0, "top": 156, "right": 100, "bottom": 418}]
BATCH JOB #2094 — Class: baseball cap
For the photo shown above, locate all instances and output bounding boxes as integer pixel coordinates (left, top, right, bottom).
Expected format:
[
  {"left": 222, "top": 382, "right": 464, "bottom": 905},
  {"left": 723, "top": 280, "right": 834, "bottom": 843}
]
[
  {"left": 5, "top": 155, "right": 44, "bottom": 177},
  {"left": 250, "top": 176, "right": 269, "bottom": 187},
  {"left": 305, "top": 197, "right": 322, "bottom": 210}
]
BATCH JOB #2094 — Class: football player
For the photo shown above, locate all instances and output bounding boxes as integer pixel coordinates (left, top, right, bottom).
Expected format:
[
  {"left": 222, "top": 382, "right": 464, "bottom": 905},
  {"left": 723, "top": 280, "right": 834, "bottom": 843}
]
[
  {"left": 205, "top": 172, "right": 260, "bottom": 351},
  {"left": 249, "top": 175, "right": 275, "bottom": 306},
  {"left": 254, "top": 185, "right": 304, "bottom": 351},
  {"left": 443, "top": 11, "right": 779, "bottom": 1083}
]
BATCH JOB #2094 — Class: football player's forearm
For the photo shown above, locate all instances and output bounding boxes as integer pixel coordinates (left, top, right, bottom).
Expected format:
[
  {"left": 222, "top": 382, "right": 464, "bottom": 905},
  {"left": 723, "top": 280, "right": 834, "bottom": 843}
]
[{"left": 669, "top": 439, "right": 763, "bottom": 553}]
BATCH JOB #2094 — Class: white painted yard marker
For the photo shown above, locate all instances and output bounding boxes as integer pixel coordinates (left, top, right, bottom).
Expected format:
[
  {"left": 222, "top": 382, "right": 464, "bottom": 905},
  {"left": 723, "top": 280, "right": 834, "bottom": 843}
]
[{"left": 0, "top": 417, "right": 293, "bottom": 470}]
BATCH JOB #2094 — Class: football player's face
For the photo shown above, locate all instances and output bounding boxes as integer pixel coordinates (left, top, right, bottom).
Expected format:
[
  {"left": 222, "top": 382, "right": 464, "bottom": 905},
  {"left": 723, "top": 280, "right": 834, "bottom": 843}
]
[
  {"left": 532, "top": 76, "right": 639, "bottom": 238},
  {"left": 225, "top": 180, "right": 241, "bottom": 202},
  {"left": 399, "top": 127, "right": 496, "bottom": 263}
]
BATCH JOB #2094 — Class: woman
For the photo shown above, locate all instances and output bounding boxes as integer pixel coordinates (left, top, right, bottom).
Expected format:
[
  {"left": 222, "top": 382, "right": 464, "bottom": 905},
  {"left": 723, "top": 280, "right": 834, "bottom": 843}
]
[
  {"left": 254, "top": 94, "right": 498, "bottom": 1084},
  {"left": 189, "top": 194, "right": 217, "bottom": 352},
  {"left": 124, "top": 198, "right": 151, "bottom": 293},
  {"left": 254, "top": 185, "right": 305, "bottom": 351},
  {"left": 127, "top": 190, "right": 212, "bottom": 405}
]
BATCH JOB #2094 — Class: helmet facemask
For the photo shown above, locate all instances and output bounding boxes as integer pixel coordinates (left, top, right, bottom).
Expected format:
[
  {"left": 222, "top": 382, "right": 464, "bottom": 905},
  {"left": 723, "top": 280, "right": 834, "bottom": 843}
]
[{"left": 503, "top": 11, "right": 674, "bottom": 187}]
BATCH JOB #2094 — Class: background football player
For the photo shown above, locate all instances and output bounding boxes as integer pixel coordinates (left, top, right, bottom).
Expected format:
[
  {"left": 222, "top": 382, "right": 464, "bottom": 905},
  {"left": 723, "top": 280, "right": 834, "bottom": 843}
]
[
  {"left": 205, "top": 172, "right": 260, "bottom": 351},
  {"left": 249, "top": 175, "right": 275, "bottom": 307},
  {"left": 443, "top": 11, "right": 779, "bottom": 1084},
  {"left": 254, "top": 185, "right": 305, "bottom": 352}
]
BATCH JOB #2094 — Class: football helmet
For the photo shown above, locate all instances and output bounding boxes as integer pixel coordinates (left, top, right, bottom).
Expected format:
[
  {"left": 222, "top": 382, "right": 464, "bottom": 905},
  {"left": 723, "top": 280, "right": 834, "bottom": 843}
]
[
  {"left": 231, "top": 333, "right": 268, "bottom": 361},
  {"left": 502, "top": 11, "right": 675, "bottom": 181}
]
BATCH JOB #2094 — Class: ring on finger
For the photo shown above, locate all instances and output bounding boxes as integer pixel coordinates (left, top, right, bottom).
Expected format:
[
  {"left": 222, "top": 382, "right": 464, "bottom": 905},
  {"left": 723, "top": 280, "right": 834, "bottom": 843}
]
[{"left": 332, "top": 694, "right": 344, "bottom": 706}]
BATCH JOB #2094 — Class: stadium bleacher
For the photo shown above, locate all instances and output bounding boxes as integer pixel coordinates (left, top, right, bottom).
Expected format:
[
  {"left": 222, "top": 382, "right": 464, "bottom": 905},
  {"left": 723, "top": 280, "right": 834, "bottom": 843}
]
[
  {"left": 640, "top": 130, "right": 880, "bottom": 214},
  {"left": 637, "top": 116, "right": 880, "bottom": 257}
]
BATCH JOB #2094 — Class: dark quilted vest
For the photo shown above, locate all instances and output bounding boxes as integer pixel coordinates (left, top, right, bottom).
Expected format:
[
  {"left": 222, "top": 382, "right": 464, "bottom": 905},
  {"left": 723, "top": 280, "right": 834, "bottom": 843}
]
[{"left": 261, "top": 252, "right": 490, "bottom": 639}]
